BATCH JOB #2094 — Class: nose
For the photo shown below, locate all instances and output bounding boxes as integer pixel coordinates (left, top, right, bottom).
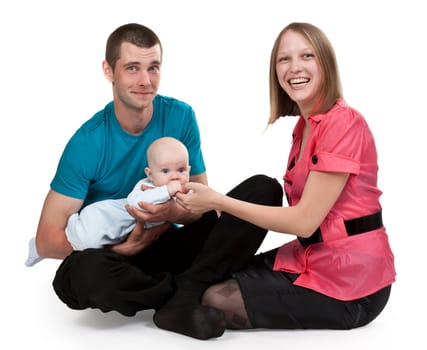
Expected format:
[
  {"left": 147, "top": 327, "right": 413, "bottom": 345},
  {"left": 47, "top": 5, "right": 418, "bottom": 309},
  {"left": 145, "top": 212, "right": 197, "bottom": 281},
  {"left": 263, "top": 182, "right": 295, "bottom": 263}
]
[
  {"left": 167, "top": 171, "right": 179, "bottom": 180},
  {"left": 289, "top": 59, "right": 302, "bottom": 73},
  {"left": 138, "top": 70, "right": 151, "bottom": 86},
  {"left": 171, "top": 170, "right": 186, "bottom": 181}
]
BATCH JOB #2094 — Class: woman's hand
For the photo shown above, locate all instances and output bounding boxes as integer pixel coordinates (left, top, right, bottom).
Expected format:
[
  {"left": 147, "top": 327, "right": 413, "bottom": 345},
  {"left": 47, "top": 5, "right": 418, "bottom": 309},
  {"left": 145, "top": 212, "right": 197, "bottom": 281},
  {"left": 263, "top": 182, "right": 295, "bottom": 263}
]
[{"left": 175, "top": 182, "right": 222, "bottom": 216}]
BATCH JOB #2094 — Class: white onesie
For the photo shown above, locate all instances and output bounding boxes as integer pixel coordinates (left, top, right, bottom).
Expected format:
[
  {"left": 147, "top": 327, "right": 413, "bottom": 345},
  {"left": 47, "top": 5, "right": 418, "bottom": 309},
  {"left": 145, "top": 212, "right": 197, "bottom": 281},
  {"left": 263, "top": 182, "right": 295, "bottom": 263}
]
[{"left": 25, "top": 178, "right": 171, "bottom": 267}]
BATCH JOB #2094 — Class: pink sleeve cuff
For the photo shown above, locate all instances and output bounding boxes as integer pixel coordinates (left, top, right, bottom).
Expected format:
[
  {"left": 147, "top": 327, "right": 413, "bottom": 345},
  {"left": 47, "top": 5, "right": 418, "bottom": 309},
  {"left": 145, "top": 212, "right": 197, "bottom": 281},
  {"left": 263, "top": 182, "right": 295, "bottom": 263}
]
[{"left": 309, "top": 151, "right": 360, "bottom": 175}]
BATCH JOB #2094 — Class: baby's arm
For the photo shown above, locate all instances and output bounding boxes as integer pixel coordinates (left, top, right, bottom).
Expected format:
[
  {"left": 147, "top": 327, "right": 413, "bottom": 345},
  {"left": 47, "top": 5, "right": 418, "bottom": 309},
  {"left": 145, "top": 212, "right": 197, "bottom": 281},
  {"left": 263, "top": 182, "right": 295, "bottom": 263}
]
[
  {"left": 127, "top": 182, "right": 171, "bottom": 208},
  {"left": 127, "top": 180, "right": 184, "bottom": 208}
]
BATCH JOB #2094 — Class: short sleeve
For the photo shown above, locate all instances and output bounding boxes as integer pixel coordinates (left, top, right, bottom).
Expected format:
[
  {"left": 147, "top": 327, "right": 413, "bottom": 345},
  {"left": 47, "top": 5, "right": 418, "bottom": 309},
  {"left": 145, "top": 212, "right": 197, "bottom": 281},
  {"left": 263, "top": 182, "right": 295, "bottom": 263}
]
[
  {"left": 309, "top": 152, "right": 360, "bottom": 174},
  {"left": 180, "top": 107, "right": 206, "bottom": 176},
  {"left": 50, "top": 131, "right": 97, "bottom": 200},
  {"left": 308, "top": 105, "right": 371, "bottom": 175}
]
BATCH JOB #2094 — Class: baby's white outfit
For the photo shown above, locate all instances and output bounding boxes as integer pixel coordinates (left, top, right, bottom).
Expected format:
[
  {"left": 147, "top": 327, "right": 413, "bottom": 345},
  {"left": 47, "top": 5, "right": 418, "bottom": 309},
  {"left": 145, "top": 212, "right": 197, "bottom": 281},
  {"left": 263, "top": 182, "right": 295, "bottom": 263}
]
[{"left": 25, "top": 178, "right": 171, "bottom": 267}]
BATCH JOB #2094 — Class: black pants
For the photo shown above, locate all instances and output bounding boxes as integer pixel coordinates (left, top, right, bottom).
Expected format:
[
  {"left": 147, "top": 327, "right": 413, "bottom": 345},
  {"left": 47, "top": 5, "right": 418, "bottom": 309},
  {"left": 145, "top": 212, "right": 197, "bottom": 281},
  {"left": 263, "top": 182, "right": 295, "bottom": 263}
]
[
  {"left": 53, "top": 175, "right": 283, "bottom": 316},
  {"left": 234, "top": 249, "right": 392, "bottom": 329}
]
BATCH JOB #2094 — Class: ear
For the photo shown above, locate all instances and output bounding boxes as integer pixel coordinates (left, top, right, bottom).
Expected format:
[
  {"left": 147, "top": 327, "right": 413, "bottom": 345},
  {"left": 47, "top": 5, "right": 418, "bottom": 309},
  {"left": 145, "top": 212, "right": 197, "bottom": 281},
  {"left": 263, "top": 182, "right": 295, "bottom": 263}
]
[
  {"left": 102, "top": 60, "right": 113, "bottom": 83},
  {"left": 144, "top": 167, "right": 152, "bottom": 179}
]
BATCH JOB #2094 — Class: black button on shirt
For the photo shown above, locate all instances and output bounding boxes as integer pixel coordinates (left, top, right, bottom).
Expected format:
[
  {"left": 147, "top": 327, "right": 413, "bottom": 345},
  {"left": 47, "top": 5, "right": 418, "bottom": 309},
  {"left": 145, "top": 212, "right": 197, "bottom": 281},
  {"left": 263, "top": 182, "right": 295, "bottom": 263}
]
[{"left": 312, "top": 155, "right": 318, "bottom": 164}]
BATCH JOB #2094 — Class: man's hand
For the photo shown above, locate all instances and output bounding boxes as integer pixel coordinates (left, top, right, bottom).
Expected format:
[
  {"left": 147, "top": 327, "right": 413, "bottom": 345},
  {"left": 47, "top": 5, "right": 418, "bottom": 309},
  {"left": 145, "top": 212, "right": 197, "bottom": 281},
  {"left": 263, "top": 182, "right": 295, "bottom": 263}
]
[
  {"left": 108, "top": 221, "right": 170, "bottom": 256},
  {"left": 130, "top": 198, "right": 201, "bottom": 225}
]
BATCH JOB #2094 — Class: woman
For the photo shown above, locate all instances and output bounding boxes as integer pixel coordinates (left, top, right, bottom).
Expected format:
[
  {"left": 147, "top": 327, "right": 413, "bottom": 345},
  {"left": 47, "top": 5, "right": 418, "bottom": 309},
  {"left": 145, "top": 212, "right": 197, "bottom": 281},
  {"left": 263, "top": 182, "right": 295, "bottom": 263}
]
[{"left": 176, "top": 22, "right": 396, "bottom": 331}]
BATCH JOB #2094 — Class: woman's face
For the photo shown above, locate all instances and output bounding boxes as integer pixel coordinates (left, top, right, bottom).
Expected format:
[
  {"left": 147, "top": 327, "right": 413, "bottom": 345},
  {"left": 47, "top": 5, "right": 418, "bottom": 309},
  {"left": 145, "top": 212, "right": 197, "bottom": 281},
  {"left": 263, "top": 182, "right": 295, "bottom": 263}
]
[{"left": 275, "top": 30, "right": 322, "bottom": 116}]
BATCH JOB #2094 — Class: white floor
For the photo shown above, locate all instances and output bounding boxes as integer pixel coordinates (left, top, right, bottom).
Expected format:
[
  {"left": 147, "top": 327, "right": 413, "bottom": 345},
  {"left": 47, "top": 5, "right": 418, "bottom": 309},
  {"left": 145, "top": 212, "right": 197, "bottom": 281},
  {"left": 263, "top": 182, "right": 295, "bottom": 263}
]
[{"left": 4, "top": 228, "right": 421, "bottom": 350}]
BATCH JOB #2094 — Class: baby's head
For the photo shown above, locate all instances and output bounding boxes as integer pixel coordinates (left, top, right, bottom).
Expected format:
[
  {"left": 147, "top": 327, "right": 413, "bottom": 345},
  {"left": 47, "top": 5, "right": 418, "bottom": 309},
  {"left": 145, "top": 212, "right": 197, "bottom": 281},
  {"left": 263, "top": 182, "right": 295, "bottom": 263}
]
[{"left": 145, "top": 137, "right": 191, "bottom": 186}]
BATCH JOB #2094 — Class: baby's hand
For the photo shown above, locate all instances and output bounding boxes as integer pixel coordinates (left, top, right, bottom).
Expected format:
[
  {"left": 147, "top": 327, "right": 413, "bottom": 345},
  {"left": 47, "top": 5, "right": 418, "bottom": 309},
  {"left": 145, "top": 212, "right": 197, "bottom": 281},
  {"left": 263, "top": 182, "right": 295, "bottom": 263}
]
[
  {"left": 167, "top": 180, "right": 183, "bottom": 197},
  {"left": 140, "top": 183, "right": 154, "bottom": 191}
]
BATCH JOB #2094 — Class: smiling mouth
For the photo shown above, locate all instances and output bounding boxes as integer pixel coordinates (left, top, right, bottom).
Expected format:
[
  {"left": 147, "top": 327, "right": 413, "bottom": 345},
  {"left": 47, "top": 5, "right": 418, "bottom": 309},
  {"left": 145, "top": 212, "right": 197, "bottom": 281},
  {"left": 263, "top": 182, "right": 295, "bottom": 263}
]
[
  {"left": 133, "top": 91, "right": 153, "bottom": 96},
  {"left": 289, "top": 78, "right": 309, "bottom": 86}
]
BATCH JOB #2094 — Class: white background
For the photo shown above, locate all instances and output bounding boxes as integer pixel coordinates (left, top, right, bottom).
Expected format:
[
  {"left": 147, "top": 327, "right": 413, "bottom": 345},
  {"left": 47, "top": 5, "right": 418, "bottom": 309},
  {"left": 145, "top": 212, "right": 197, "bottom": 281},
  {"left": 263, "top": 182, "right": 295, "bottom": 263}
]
[{"left": 1, "top": 0, "right": 425, "bottom": 349}]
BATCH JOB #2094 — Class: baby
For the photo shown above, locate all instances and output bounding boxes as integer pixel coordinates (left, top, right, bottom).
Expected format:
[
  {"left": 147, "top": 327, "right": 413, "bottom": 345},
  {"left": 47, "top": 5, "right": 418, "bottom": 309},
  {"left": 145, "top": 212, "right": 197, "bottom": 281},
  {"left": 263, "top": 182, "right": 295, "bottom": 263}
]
[{"left": 26, "top": 137, "right": 190, "bottom": 266}]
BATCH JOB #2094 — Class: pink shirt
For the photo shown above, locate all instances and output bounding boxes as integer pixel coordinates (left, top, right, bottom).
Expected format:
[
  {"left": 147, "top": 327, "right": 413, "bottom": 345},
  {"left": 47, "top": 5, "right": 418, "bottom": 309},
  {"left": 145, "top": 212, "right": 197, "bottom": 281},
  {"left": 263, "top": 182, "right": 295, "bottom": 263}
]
[{"left": 273, "top": 99, "right": 396, "bottom": 300}]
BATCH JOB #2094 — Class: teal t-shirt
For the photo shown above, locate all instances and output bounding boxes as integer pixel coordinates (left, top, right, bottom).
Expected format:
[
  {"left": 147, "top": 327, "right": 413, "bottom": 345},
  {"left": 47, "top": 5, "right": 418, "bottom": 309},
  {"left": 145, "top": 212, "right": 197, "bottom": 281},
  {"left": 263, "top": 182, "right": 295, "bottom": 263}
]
[{"left": 51, "top": 95, "right": 206, "bottom": 208}]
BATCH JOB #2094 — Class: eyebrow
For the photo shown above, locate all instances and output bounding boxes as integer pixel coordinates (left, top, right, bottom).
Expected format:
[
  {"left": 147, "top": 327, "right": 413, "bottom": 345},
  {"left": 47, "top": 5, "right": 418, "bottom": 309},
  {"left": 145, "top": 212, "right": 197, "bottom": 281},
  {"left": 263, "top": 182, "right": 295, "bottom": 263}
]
[
  {"left": 124, "top": 60, "right": 162, "bottom": 67},
  {"left": 124, "top": 61, "right": 140, "bottom": 66}
]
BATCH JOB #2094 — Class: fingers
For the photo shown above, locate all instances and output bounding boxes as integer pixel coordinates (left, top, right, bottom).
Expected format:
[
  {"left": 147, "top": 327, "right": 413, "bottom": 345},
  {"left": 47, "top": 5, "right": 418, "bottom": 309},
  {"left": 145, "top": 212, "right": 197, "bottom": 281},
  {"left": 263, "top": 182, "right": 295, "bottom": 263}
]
[
  {"left": 108, "top": 222, "right": 169, "bottom": 256},
  {"left": 175, "top": 197, "right": 188, "bottom": 211},
  {"left": 181, "top": 182, "right": 200, "bottom": 193},
  {"left": 180, "top": 183, "right": 190, "bottom": 194},
  {"left": 125, "top": 205, "right": 146, "bottom": 221}
]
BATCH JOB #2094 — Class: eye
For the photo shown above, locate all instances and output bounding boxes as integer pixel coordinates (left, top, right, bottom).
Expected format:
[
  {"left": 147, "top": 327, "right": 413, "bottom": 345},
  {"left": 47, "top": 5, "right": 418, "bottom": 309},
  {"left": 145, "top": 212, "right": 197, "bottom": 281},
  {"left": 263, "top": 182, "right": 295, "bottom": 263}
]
[
  {"left": 126, "top": 65, "right": 138, "bottom": 72},
  {"left": 149, "top": 65, "right": 160, "bottom": 72},
  {"left": 303, "top": 53, "right": 315, "bottom": 59},
  {"left": 277, "top": 56, "right": 289, "bottom": 63},
  {"left": 178, "top": 167, "right": 187, "bottom": 173},
  {"left": 160, "top": 168, "right": 169, "bottom": 174}
]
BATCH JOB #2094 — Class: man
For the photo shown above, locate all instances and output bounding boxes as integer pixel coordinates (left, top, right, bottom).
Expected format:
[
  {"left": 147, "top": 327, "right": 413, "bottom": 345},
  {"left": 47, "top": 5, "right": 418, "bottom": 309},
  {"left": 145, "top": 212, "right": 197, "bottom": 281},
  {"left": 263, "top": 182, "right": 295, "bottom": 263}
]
[{"left": 34, "top": 23, "right": 283, "bottom": 340}]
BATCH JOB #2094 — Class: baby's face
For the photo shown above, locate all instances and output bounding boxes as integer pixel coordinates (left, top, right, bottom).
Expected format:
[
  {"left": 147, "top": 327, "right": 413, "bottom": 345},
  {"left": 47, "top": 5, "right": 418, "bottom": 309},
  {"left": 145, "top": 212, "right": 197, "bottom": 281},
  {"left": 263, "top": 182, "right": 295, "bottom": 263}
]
[{"left": 149, "top": 156, "right": 190, "bottom": 186}]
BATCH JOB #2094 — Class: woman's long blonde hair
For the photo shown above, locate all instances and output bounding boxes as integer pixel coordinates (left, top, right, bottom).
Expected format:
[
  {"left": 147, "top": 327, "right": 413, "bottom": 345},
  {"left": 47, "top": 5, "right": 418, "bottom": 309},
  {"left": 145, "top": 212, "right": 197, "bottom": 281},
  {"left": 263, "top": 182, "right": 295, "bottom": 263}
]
[{"left": 268, "top": 22, "right": 343, "bottom": 124}]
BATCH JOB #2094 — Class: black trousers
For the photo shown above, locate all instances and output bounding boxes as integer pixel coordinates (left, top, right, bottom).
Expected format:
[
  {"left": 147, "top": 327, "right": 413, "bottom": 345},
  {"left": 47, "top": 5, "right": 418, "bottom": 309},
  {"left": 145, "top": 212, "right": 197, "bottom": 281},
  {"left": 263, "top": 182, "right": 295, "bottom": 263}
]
[
  {"left": 53, "top": 175, "right": 283, "bottom": 316},
  {"left": 234, "top": 249, "right": 392, "bottom": 330}
]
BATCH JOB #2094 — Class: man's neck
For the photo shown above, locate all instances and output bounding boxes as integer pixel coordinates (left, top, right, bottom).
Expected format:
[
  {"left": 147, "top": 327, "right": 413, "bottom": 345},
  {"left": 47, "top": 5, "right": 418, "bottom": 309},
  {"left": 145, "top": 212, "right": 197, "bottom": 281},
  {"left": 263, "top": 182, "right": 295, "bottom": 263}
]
[{"left": 115, "top": 102, "right": 153, "bottom": 135}]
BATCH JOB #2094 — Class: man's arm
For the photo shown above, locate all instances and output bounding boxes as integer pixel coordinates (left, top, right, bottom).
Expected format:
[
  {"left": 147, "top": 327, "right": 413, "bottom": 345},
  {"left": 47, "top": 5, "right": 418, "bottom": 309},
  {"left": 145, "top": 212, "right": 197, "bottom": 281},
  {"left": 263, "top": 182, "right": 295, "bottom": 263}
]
[
  {"left": 190, "top": 172, "right": 208, "bottom": 186},
  {"left": 35, "top": 189, "right": 83, "bottom": 259}
]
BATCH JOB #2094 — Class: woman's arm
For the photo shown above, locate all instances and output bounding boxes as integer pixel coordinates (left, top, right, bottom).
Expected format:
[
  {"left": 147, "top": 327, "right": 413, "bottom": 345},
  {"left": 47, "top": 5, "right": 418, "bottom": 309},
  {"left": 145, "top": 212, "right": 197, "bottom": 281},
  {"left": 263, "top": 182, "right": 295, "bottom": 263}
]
[{"left": 176, "top": 171, "right": 349, "bottom": 238}]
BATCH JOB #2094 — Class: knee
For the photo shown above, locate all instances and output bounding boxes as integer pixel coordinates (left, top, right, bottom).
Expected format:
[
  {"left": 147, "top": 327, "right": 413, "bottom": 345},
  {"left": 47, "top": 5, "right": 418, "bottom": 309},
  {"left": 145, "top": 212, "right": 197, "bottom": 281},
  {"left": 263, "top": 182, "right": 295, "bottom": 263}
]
[
  {"left": 246, "top": 174, "right": 283, "bottom": 206},
  {"left": 54, "top": 249, "right": 109, "bottom": 294},
  {"left": 354, "top": 285, "right": 392, "bottom": 328}
]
